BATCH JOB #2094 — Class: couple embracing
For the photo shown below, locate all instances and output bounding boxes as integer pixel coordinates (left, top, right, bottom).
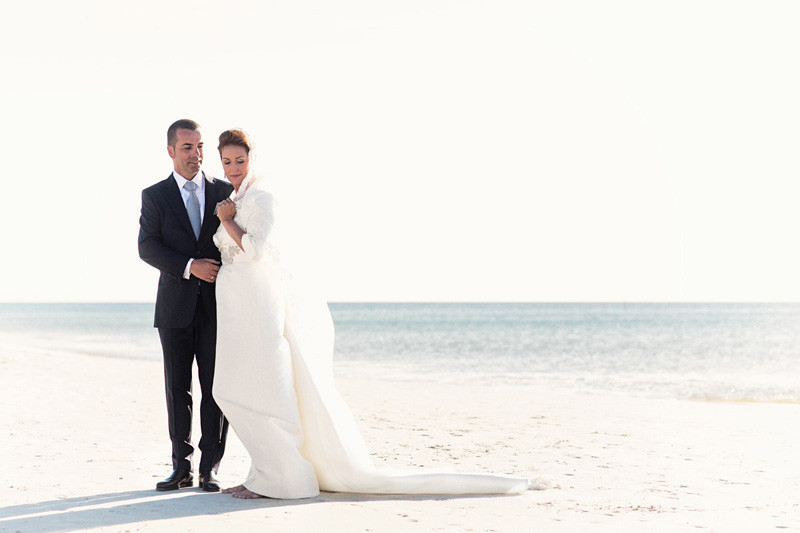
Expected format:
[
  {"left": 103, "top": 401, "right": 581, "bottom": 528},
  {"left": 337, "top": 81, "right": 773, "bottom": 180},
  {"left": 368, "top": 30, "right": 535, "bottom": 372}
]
[{"left": 138, "top": 119, "right": 544, "bottom": 500}]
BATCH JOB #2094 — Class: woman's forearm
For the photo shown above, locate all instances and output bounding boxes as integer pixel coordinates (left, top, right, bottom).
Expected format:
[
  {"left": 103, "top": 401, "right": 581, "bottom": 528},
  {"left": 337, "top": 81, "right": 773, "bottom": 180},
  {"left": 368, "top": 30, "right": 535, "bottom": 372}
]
[{"left": 222, "top": 219, "right": 246, "bottom": 251}]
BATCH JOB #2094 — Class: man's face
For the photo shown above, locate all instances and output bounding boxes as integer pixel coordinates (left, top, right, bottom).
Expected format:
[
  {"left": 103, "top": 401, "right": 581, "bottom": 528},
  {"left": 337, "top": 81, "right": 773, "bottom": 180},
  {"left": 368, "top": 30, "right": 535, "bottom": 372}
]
[{"left": 168, "top": 128, "right": 203, "bottom": 179}]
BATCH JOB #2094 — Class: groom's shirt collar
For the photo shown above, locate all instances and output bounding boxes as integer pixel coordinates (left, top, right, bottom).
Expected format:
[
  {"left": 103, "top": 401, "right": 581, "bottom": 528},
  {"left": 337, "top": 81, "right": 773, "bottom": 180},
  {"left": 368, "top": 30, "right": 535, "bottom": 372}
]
[{"left": 172, "top": 170, "right": 206, "bottom": 191}]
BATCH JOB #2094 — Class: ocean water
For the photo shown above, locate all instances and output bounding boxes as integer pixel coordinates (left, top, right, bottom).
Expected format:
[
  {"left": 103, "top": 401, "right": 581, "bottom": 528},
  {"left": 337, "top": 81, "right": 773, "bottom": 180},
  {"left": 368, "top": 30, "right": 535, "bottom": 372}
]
[{"left": 1, "top": 302, "right": 798, "bottom": 402}]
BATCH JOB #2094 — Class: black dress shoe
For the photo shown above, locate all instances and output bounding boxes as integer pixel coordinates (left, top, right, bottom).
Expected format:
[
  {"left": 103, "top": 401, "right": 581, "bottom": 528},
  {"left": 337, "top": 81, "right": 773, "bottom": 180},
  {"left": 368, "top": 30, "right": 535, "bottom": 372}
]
[
  {"left": 156, "top": 469, "right": 193, "bottom": 491},
  {"left": 199, "top": 471, "right": 221, "bottom": 492}
]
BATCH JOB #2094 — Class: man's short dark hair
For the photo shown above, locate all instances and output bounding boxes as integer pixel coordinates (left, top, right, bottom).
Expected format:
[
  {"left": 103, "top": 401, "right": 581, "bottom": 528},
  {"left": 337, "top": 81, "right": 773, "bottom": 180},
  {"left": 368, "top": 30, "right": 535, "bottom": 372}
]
[{"left": 167, "top": 119, "right": 201, "bottom": 147}]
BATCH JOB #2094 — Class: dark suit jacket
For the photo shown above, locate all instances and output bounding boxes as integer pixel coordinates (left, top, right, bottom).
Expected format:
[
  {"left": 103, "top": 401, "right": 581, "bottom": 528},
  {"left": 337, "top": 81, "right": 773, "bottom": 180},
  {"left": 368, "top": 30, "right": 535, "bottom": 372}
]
[{"left": 138, "top": 174, "right": 235, "bottom": 328}]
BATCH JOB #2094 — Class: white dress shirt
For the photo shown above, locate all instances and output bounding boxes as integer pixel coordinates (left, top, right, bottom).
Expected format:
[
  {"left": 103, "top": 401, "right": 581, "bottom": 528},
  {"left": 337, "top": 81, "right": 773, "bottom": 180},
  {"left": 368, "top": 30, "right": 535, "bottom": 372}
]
[{"left": 172, "top": 171, "right": 207, "bottom": 279}]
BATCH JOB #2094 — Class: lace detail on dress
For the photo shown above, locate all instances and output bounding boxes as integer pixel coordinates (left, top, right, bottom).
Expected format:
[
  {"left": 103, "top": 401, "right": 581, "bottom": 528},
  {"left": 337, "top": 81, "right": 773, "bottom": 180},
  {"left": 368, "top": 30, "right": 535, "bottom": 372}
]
[
  {"left": 220, "top": 244, "right": 241, "bottom": 265},
  {"left": 264, "top": 242, "right": 282, "bottom": 265}
]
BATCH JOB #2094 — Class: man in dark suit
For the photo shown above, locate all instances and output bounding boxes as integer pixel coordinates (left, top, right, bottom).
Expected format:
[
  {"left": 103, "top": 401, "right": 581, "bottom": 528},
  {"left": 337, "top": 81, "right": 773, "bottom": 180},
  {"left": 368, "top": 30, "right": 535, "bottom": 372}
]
[{"left": 138, "top": 119, "right": 233, "bottom": 492}]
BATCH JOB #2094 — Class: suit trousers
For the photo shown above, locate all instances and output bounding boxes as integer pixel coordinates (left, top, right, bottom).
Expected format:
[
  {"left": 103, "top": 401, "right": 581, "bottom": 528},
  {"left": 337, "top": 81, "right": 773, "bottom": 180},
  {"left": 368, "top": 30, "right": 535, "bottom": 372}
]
[{"left": 158, "top": 293, "right": 228, "bottom": 473}]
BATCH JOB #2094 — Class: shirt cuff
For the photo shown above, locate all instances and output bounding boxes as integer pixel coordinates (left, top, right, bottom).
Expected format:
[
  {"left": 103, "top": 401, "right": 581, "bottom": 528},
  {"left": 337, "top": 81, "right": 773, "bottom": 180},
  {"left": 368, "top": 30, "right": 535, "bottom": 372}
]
[{"left": 183, "top": 258, "right": 194, "bottom": 279}]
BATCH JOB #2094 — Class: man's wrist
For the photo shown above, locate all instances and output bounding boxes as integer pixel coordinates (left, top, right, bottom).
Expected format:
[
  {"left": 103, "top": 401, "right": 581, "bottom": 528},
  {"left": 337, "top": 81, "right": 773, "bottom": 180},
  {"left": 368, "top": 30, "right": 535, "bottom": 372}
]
[{"left": 183, "top": 258, "right": 194, "bottom": 279}]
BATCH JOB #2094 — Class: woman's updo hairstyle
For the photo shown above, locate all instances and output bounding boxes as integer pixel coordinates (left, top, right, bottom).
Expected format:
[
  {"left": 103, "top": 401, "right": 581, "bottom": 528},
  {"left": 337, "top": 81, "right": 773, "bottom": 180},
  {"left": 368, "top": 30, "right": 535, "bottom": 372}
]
[{"left": 218, "top": 128, "right": 251, "bottom": 154}]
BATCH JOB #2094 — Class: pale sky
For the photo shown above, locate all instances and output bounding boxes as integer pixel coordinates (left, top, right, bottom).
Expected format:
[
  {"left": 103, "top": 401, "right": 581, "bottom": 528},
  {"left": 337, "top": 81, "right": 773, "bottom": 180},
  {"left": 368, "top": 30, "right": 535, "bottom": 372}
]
[{"left": 1, "top": 1, "right": 798, "bottom": 302}]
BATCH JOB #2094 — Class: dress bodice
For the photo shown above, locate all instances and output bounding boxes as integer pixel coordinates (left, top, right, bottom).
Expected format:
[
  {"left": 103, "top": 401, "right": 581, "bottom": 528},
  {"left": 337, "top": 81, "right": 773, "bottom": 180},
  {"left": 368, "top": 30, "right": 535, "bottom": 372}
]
[{"left": 213, "top": 187, "right": 278, "bottom": 265}]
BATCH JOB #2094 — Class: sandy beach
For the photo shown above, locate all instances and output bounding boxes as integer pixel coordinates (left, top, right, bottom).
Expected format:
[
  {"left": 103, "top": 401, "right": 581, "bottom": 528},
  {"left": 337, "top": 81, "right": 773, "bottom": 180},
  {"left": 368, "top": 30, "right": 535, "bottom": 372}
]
[{"left": 1, "top": 348, "right": 798, "bottom": 532}]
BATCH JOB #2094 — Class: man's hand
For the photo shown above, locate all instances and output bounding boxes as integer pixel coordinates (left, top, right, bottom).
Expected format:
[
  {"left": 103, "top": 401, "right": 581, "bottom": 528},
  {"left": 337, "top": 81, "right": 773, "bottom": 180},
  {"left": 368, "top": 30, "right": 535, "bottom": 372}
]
[{"left": 190, "top": 258, "right": 221, "bottom": 283}]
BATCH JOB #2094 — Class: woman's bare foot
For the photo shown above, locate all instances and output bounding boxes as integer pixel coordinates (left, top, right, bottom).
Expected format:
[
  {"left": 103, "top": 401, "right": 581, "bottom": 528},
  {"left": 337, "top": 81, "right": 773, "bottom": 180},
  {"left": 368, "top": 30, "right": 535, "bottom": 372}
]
[
  {"left": 231, "top": 488, "right": 264, "bottom": 499},
  {"left": 222, "top": 484, "right": 246, "bottom": 494}
]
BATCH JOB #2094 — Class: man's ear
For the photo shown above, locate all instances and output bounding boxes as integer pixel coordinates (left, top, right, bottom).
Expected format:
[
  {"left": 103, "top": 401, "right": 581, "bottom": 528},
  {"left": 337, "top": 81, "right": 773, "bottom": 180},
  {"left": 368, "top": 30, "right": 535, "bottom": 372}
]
[{"left": 167, "top": 145, "right": 175, "bottom": 158}]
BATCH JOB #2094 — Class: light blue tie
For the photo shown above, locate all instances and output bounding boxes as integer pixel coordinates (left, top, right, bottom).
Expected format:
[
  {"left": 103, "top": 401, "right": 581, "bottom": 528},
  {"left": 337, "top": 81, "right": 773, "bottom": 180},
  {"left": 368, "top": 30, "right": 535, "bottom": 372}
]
[{"left": 183, "top": 181, "right": 201, "bottom": 239}]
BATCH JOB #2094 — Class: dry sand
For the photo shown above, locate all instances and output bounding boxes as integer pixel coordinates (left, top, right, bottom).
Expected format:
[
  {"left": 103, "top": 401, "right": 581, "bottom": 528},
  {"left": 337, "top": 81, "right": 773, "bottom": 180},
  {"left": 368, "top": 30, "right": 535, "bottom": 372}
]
[{"left": 1, "top": 348, "right": 798, "bottom": 532}]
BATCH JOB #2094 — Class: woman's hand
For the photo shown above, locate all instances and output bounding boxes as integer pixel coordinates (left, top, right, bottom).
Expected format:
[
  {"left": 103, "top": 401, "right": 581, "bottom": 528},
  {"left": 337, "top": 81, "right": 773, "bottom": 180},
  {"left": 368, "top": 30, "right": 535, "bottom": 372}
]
[
  {"left": 217, "top": 199, "right": 237, "bottom": 221},
  {"left": 217, "top": 198, "right": 246, "bottom": 251}
]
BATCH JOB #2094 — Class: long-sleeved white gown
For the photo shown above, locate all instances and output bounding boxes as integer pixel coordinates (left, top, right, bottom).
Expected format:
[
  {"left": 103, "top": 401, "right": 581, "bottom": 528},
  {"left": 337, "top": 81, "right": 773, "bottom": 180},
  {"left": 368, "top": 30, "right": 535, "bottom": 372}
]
[{"left": 212, "top": 176, "right": 543, "bottom": 498}]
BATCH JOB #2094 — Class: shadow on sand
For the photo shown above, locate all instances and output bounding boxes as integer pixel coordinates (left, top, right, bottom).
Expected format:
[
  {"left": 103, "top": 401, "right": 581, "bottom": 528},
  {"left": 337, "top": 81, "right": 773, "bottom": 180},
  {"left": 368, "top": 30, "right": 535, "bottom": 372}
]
[{"left": 0, "top": 488, "right": 491, "bottom": 532}]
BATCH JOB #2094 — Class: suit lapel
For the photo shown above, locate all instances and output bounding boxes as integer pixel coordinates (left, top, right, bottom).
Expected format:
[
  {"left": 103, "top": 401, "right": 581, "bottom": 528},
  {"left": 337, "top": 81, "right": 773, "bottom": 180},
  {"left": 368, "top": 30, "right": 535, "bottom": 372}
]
[
  {"left": 164, "top": 175, "right": 197, "bottom": 240},
  {"left": 198, "top": 178, "right": 224, "bottom": 244}
]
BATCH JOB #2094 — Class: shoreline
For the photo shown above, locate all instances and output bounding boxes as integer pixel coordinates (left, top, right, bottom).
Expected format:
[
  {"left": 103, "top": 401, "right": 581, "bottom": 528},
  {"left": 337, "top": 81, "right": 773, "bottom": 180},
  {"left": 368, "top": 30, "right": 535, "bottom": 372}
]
[
  {"left": 2, "top": 301, "right": 799, "bottom": 405},
  {"left": 1, "top": 348, "right": 799, "bottom": 531}
]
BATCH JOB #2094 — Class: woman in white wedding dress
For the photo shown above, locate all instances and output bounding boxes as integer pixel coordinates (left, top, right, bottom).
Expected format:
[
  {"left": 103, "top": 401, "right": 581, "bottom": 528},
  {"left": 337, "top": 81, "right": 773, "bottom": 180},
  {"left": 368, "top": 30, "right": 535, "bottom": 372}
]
[{"left": 212, "top": 129, "right": 545, "bottom": 499}]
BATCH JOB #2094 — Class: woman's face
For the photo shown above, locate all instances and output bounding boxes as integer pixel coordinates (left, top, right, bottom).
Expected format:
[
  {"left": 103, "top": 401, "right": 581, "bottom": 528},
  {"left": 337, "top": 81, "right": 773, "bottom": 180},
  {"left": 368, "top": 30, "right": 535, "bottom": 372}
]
[{"left": 220, "top": 145, "right": 250, "bottom": 190}]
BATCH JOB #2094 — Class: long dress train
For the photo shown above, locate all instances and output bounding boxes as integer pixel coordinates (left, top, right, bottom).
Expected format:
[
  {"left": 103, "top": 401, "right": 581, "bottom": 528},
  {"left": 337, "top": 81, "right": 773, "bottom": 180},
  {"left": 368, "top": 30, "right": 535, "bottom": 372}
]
[{"left": 213, "top": 176, "right": 544, "bottom": 498}]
